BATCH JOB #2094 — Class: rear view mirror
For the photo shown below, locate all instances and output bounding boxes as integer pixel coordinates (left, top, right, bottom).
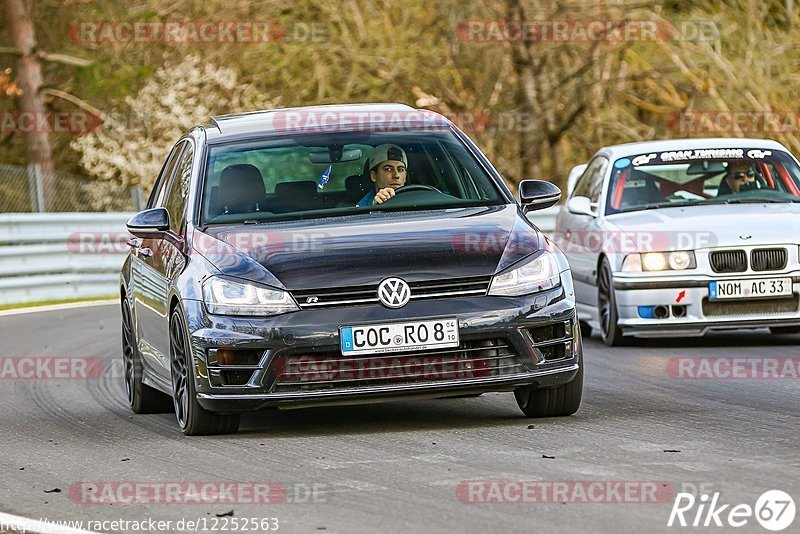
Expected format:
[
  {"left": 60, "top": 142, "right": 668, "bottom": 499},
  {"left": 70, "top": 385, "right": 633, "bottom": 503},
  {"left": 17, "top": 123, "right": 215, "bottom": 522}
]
[
  {"left": 567, "top": 196, "right": 597, "bottom": 217},
  {"left": 309, "top": 147, "right": 362, "bottom": 164},
  {"left": 127, "top": 207, "right": 170, "bottom": 239},
  {"left": 687, "top": 160, "right": 727, "bottom": 175},
  {"left": 519, "top": 180, "right": 562, "bottom": 213}
]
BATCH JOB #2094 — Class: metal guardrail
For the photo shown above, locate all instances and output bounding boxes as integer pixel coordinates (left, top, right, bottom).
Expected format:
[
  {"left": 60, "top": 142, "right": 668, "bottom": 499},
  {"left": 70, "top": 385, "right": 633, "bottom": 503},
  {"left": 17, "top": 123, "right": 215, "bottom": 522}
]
[
  {"left": 0, "top": 208, "right": 559, "bottom": 307},
  {"left": 0, "top": 213, "right": 133, "bottom": 306}
]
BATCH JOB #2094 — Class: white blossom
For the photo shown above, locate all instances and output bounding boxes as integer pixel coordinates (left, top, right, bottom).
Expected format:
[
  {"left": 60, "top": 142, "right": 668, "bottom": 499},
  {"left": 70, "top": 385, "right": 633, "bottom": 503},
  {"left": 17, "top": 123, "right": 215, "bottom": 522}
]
[{"left": 71, "top": 55, "right": 274, "bottom": 208}]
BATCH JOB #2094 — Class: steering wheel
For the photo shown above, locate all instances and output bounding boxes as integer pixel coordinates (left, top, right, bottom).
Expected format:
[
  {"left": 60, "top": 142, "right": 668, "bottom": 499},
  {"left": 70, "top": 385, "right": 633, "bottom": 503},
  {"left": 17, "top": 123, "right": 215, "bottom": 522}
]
[{"left": 393, "top": 184, "right": 442, "bottom": 195}]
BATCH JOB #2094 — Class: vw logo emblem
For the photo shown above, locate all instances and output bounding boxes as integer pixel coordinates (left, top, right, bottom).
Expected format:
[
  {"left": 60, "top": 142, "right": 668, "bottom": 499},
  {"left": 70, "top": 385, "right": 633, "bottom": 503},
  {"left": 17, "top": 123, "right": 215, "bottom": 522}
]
[{"left": 377, "top": 278, "right": 411, "bottom": 308}]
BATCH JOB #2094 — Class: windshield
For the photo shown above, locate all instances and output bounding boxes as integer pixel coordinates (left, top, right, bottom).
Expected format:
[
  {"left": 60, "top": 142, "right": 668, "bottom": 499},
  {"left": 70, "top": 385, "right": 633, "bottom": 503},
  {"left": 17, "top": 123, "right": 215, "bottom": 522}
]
[
  {"left": 201, "top": 130, "right": 505, "bottom": 224},
  {"left": 606, "top": 148, "right": 800, "bottom": 215}
]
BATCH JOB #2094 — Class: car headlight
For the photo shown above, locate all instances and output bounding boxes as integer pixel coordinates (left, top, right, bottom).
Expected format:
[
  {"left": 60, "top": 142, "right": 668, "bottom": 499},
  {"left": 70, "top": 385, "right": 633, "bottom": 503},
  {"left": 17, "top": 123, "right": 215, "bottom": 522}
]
[
  {"left": 622, "top": 251, "right": 696, "bottom": 272},
  {"left": 202, "top": 276, "right": 298, "bottom": 316},
  {"left": 488, "top": 253, "right": 561, "bottom": 296}
]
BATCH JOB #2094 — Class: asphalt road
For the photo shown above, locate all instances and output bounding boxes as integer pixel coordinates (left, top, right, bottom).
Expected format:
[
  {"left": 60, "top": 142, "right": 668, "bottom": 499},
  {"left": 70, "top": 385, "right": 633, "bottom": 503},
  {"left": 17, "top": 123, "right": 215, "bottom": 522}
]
[{"left": 0, "top": 303, "right": 798, "bottom": 533}]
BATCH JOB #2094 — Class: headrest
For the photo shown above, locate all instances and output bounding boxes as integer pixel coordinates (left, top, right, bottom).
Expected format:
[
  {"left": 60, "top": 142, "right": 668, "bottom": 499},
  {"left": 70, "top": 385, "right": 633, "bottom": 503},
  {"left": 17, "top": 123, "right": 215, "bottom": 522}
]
[
  {"left": 274, "top": 181, "right": 317, "bottom": 198},
  {"left": 345, "top": 174, "right": 372, "bottom": 197},
  {"left": 218, "top": 164, "right": 267, "bottom": 213}
]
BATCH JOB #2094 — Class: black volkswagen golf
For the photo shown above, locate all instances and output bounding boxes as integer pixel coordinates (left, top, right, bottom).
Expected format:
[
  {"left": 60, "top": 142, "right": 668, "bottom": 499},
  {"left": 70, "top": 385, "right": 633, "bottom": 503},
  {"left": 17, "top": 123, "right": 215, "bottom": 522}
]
[{"left": 121, "top": 104, "right": 583, "bottom": 435}]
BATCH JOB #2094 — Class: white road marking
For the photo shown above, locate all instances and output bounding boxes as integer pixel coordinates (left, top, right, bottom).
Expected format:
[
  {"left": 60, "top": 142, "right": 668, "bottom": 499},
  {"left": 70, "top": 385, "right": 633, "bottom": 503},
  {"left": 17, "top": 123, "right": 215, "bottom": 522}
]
[{"left": 0, "top": 299, "right": 117, "bottom": 318}]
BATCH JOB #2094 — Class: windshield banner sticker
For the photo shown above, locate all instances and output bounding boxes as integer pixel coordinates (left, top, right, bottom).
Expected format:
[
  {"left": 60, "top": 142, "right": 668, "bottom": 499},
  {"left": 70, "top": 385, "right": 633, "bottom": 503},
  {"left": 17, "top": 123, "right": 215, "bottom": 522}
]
[
  {"left": 659, "top": 149, "right": 743, "bottom": 162},
  {"left": 628, "top": 149, "right": 777, "bottom": 165}
]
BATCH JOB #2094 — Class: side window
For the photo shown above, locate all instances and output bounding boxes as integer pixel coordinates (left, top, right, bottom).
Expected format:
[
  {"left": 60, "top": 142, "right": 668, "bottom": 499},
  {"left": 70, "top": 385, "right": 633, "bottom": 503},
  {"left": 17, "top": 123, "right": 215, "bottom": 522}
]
[
  {"left": 147, "top": 142, "right": 184, "bottom": 209},
  {"left": 589, "top": 157, "right": 609, "bottom": 204},
  {"left": 164, "top": 143, "right": 194, "bottom": 234},
  {"left": 572, "top": 158, "right": 600, "bottom": 199}
]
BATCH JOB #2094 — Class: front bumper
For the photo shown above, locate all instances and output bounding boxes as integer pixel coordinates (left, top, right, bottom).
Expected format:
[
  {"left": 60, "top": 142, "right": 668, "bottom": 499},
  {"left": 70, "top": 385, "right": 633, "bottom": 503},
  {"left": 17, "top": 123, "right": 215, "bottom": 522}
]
[
  {"left": 613, "top": 273, "right": 800, "bottom": 337},
  {"left": 181, "top": 284, "right": 581, "bottom": 412}
]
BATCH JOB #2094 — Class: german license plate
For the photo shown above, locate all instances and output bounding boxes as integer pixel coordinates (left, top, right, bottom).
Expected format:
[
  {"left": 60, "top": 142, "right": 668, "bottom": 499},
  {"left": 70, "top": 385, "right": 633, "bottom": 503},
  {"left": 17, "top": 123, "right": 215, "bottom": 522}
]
[
  {"left": 340, "top": 317, "right": 459, "bottom": 355},
  {"left": 709, "top": 278, "right": 793, "bottom": 300}
]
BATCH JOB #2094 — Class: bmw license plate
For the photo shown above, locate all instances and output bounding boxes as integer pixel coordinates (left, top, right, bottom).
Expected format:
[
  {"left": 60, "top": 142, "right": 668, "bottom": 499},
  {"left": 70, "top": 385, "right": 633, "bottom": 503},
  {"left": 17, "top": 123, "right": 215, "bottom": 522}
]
[
  {"left": 709, "top": 278, "right": 793, "bottom": 300},
  {"left": 340, "top": 318, "right": 459, "bottom": 355}
]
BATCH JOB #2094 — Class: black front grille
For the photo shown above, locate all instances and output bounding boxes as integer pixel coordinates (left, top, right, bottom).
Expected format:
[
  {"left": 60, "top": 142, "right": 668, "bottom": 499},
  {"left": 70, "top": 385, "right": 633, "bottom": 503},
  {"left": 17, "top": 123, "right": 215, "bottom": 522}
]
[
  {"left": 751, "top": 248, "right": 787, "bottom": 272},
  {"left": 710, "top": 250, "right": 747, "bottom": 273},
  {"left": 291, "top": 276, "right": 492, "bottom": 309},
  {"left": 269, "top": 339, "right": 524, "bottom": 393}
]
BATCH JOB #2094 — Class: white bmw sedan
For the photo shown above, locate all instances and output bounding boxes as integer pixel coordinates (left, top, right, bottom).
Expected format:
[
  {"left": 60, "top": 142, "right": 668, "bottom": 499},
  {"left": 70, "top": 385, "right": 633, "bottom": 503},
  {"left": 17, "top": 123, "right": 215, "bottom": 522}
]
[{"left": 553, "top": 138, "right": 800, "bottom": 346}]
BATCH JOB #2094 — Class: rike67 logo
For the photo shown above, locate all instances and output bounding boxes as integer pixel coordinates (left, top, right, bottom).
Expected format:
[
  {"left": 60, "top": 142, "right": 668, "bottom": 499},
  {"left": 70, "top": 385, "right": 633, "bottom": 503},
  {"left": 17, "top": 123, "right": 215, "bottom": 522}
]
[{"left": 668, "top": 490, "right": 795, "bottom": 531}]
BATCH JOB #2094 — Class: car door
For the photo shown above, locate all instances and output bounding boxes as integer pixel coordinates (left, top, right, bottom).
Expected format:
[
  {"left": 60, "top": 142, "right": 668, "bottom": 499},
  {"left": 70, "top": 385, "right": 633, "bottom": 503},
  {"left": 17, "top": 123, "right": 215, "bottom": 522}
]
[
  {"left": 133, "top": 141, "right": 186, "bottom": 378},
  {"left": 150, "top": 141, "right": 193, "bottom": 365},
  {"left": 556, "top": 156, "right": 609, "bottom": 306}
]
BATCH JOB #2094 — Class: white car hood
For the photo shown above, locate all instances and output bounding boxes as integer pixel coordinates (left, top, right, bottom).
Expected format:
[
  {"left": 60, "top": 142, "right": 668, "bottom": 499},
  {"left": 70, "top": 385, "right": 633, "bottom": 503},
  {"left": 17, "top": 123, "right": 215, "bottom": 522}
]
[{"left": 604, "top": 203, "right": 800, "bottom": 251}]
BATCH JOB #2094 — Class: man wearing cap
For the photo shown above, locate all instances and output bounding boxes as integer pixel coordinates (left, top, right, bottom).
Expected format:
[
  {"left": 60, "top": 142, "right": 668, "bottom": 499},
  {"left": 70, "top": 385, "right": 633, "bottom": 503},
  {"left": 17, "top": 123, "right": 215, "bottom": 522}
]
[{"left": 356, "top": 144, "right": 408, "bottom": 207}]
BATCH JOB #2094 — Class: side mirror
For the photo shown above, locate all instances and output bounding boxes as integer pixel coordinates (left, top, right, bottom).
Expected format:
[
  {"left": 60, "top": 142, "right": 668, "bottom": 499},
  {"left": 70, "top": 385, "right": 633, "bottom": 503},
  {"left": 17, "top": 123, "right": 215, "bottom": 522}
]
[
  {"left": 567, "top": 196, "right": 597, "bottom": 217},
  {"left": 127, "top": 207, "right": 170, "bottom": 239},
  {"left": 566, "top": 163, "right": 588, "bottom": 196},
  {"left": 519, "top": 180, "right": 562, "bottom": 213}
]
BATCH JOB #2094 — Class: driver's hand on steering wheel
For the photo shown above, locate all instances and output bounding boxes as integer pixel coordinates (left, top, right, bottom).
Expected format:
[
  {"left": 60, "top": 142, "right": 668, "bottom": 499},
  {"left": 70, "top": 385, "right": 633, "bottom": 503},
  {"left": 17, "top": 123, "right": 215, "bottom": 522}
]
[{"left": 373, "top": 187, "right": 396, "bottom": 205}]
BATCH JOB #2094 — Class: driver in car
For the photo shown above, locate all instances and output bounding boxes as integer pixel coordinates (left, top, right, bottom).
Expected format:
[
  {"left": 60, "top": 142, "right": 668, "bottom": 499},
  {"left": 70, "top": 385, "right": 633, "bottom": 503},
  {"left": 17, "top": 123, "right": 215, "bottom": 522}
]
[
  {"left": 722, "top": 162, "right": 757, "bottom": 194},
  {"left": 356, "top": 144, "right": 408, "bottom": 206}
]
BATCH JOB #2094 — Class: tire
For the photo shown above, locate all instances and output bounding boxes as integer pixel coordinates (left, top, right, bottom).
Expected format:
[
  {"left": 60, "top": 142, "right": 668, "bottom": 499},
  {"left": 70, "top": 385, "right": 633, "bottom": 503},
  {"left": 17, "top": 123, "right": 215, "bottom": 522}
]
[
  {"left": 769, "top": 326, "right": 800, "bottom": 335},
  {"left": 597, "top": 259, "right": 627, "bottom": 347},
  {"left": 169, "top": 309, "right": 240, "bottom": 435},
  {"left": 122, "top": 298, "right": 172, "bottom": 414},
  {"left": 514, "top": 359, "right": 583, "bottom": 417}
]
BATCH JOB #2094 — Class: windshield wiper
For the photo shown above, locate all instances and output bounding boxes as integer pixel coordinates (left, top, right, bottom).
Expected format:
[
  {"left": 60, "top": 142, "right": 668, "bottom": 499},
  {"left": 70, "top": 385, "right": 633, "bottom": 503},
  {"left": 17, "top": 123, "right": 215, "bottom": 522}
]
[
  {"left": 636, "top": 200, "right": 698, "bottom": 211},
  {"left": 724, "top": 198, "right": 790, "bottom": 204}
]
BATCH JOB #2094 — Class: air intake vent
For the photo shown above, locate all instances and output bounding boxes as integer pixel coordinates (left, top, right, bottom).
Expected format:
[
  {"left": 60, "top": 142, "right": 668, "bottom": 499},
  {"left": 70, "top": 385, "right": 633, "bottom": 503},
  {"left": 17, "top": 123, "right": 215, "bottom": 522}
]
[{"left": 702, "top": 295, "right": 799, "bottom": 317}]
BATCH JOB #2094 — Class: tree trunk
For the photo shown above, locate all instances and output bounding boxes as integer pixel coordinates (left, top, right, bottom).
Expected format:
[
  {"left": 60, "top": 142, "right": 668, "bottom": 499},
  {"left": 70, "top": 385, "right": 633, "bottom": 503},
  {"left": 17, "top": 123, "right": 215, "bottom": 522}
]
[
  {"left": 4, "top": 0, "right": 55, "bottom": 211},
  {"left": 548, "top": 137, "right": 562, "bottom": 187}
]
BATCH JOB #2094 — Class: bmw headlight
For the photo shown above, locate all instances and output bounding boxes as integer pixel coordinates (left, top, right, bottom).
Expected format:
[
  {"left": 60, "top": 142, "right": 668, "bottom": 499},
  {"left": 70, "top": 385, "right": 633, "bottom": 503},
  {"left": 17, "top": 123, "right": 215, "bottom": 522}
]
[
  {"left": 622, "top": 251, "right": 696, "bottom": 272},
  {"left": 202, "top": 276, "right": 298, "bottom": 316},
  {"left": 488, "top": 253, "right": 561, "bottom": 296}
]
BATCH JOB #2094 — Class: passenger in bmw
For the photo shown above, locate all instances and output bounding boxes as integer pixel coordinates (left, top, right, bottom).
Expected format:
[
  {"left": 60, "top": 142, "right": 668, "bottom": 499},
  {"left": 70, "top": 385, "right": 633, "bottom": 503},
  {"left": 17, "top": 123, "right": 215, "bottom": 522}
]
[{"left": 356, "top": 144, "right": 409, "bottom": 206}]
